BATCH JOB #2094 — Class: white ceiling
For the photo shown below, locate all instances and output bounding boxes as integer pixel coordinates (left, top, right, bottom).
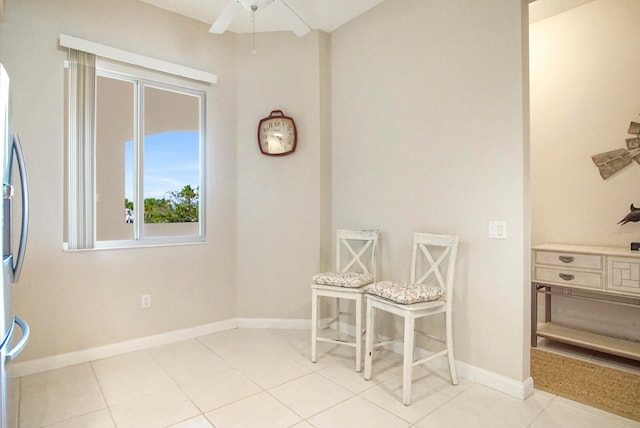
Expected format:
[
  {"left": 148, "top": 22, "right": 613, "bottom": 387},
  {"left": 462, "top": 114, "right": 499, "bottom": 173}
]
[
  {"left": 529, "top": 0, "right": 596, "bottom": 23},
  {"left": 137, "top": 0, "right": 597, "bottom": 35},
  {"left": 138, "top": 0, "right": 386, "bottom": 34}
]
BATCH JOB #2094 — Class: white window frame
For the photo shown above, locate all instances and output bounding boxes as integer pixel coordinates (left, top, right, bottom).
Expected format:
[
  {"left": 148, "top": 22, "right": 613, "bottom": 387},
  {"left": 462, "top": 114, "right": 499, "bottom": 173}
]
[
  {"left": 64, "top": 53, "right": 210, "bottom": 251},
  {"left": 94, "top": 67, "right": 207, "bottom": 250}
]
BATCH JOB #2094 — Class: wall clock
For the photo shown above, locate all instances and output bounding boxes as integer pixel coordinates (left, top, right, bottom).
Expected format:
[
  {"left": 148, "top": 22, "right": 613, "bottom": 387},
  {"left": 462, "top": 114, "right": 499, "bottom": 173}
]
[{"left": 257, "top": 110, "right": 297, "bottom": 156}]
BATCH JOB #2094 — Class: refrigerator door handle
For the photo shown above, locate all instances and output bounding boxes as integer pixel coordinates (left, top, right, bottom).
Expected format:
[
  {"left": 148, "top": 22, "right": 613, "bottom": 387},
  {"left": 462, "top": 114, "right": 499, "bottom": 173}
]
[
  {"left": 6, "top": 316, "right": 30, "bottom": 362},
  {"left": 11, "top": 133, "right": 28, "bottom": 283}
]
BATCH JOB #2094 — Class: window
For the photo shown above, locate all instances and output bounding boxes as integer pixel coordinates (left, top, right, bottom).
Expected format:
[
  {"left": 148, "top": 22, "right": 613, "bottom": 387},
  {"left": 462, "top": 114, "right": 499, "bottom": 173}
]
[{"left": 64, "top": 57, "right": 206, "bottom": 249}]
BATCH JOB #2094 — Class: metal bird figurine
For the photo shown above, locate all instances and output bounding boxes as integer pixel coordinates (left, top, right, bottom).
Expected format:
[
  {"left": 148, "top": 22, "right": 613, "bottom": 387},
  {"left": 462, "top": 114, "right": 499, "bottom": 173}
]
[{"left": 618, "top": 204, "right": 640, "bottom": 225}]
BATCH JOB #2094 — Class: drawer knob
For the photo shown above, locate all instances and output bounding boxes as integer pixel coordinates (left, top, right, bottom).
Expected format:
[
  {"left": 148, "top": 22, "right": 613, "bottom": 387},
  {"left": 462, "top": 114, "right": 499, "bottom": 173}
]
[
  {"left": 559, "top": 273, "right": 575, "bottom": 281},
  {"left": 559, "top": 256, "right": 575, "bottom": 263}
]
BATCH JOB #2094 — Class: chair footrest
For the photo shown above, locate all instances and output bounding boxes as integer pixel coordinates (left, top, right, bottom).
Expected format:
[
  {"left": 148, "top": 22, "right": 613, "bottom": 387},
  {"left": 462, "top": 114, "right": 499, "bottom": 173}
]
[
  {"left": 316, "top": 336, "right": 357, "bottom": 348},
  {"left": 414, "top": 349, "right": 447, "bottom": 367},
  {"left": 372, "top": 338, "right": 397, "bottom": 348},
  {"left": 415, "top": 330, "right": 446, "bottom": 344}
]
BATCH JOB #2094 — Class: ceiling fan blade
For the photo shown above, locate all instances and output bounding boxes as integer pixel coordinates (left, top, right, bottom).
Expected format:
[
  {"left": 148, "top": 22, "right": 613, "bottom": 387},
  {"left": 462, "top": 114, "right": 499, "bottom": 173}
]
[
  {"left": 209, "top": 0, "right": 242, "bottom": 34},
  {"left": 272, "top": 0, "right": 311, "bottom": 37}
]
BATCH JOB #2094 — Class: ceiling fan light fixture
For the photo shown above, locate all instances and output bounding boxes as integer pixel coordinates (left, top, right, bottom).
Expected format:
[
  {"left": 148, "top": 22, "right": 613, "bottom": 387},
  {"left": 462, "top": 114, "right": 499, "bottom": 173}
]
[
  {"left": 239, "top": 0, "right": 274, "bottom": 10},
  {"left": 251, "top": 4, "right": 257, "bottom": 54},
  {"left": 209, "top": 0, "right": 310, "bottom": 37}
]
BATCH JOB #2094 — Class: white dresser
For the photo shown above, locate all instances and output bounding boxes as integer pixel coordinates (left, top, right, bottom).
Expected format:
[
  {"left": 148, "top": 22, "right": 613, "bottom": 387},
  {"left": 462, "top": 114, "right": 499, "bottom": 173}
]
[{"left": 531, "top": 244, "right": 640, "bottom": 361}]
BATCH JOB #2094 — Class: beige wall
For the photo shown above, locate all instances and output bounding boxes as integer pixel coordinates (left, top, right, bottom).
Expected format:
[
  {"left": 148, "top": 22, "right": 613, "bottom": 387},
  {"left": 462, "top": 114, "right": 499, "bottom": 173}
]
[
  {"left": 234, "top": 31, "right": 328, "bottom": 319},
  {"left": 0, "top": 0, "right": 238, "bottom": 360},
  {"left": 331, "top": 0, "right": 530, "bottom": 381},
  {"left": 530, "top": 0, "right": 640, "bottom": 340}
]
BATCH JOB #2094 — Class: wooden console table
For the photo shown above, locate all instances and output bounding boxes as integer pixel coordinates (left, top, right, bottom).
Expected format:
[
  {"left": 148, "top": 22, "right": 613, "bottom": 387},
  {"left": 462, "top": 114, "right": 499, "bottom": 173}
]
[{"left": 531, "top": 244, "right": 640, "bottom": 361}]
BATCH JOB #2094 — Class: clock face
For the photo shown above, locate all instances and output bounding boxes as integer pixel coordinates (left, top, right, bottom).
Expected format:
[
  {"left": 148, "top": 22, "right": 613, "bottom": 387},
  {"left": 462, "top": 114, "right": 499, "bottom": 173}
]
[{"left": 258, "top": 111, "right": 297, "bottom": 156}]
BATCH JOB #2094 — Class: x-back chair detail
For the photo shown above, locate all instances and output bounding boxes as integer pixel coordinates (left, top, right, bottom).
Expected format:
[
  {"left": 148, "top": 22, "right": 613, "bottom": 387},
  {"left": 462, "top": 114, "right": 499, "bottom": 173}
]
[
  {"left": 311, "top": 229, "right": 379, "bottom": 372},
  {"left": 364, "top": 232, "right": 459, "bottom": 405}
]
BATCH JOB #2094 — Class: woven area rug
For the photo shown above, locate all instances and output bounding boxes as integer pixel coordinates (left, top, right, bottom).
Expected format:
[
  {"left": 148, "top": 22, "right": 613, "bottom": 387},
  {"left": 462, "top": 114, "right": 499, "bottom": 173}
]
[{"left": 531, "top": 348, "right": 640, "bottom": 421}]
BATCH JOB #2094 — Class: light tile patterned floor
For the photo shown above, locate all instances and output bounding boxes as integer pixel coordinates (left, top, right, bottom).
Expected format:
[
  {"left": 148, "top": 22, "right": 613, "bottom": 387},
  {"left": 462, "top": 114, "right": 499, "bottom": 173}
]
[{"left": 17, "top": 328, "right": 640, "bottom": 428}]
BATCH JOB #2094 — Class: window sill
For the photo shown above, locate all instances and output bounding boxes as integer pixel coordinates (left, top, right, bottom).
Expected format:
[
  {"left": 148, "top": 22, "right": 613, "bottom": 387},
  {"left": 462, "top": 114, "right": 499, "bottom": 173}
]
[{"left": 63, "top": 237, "right": 206, "bottom": 252}]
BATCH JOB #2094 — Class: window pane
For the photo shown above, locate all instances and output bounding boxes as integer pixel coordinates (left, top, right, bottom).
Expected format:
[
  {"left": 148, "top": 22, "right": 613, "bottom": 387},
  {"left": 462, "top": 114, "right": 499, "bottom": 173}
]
[
  {"left": 142, "top": 86, "right": 200, "bottom": 238},
  {"left": 95, "top": 76, "right": 135, "bottom": 242}
]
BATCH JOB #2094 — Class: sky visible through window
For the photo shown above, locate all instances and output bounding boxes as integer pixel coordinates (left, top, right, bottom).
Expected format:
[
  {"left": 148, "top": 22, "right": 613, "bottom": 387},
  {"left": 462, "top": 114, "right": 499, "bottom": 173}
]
[{"left": 125, "top": 131, "right": 199, "bottom": 200}]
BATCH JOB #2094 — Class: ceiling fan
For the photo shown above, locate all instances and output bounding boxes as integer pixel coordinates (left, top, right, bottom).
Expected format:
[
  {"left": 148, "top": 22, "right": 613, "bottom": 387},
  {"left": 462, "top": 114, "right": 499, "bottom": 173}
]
[{"left": 209, "top": 0, "right": 311, "bottom": 37}]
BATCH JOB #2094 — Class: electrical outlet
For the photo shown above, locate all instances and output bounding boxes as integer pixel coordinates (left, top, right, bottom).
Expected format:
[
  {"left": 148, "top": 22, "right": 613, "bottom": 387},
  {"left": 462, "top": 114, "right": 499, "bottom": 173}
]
[{"left": 141, "top": 294, "right": 151, "bottom": 309}]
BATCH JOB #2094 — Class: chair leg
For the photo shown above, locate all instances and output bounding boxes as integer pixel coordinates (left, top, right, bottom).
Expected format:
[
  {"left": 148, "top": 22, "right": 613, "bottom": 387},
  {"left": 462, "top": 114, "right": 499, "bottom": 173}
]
[
  {"left": 402, "top": 315, "right": 415, "bottom": 406},
  {"left": 311, "top": 289, "right": 318, "bottom": 363},
  {"left": 445, "top": 310, "right": 457, "bottom": 385},
  {"left": 355, "top": 295, "right": 363, "bottom": 372},
  {"left": 335, "top": 298, "right": 341, "bottom": 341},
  {"left": 364, "top": 298, "right": 374, "bottom": 380}
]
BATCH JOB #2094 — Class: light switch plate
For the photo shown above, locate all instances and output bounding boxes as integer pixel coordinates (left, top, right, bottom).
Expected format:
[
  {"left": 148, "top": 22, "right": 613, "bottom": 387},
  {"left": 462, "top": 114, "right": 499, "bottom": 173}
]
[{"left": 488, "top": 221, "right": 507, "bottom": 239}]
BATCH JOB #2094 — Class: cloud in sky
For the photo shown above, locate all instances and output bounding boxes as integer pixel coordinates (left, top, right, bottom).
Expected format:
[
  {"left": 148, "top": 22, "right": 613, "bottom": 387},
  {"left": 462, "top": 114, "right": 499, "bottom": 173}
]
[{"left": 125, "top": 131, "right": 199, "bottom": 200}]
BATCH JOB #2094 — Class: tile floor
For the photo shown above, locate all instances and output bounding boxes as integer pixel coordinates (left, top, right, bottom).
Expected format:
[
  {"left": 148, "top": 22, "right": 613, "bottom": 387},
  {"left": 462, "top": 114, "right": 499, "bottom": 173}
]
[{"left": 16, "top": 328, "right": 640, "bottom": 428}]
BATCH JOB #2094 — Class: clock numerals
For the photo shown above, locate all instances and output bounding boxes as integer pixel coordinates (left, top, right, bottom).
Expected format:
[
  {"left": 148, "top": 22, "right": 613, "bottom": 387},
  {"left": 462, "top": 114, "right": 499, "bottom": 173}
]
[{"left": 258, "top": 111, "right": 297, "bottom": 156}]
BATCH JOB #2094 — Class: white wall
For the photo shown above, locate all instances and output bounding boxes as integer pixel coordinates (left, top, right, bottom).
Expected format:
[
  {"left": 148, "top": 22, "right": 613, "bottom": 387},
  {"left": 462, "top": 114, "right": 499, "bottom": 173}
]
[
  {"left": 331, "top": 0, "right": 531, "bottom": 381},
  {"left": 0, "top": 0, "right": 238, "bottom": 360},
  {"left": 530, "top": 0, "right": 640, "bottom": 340}
]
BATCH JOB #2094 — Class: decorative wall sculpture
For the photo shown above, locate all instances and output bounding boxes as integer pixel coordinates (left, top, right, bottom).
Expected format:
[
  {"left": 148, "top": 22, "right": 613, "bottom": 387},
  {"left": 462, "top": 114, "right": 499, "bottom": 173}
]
[{"left": 592, "top": 119, "right": 640, "bottom": 179}]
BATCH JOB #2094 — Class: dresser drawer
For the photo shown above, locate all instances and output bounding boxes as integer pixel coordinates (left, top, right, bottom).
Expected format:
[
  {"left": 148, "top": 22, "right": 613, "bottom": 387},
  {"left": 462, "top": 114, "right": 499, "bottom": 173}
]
[
  {"left": 607, "top": 257, "right": 640, "bottom": 296},
  {"left": 533, "top": 266, "right": 604, "bottom": 290},
  {"left": 534, "top": 251, "right": 603, "bottom": 270}
]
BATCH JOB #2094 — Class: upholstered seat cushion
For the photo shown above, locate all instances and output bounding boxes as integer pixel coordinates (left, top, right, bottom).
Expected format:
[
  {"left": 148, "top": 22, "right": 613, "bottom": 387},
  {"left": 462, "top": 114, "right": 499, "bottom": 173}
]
[
  {"left": 365, "top": 281, "right": 443, "bottom": 304},
  {"left": 312, "top": 272, "right": 374, "bottom": 288}
]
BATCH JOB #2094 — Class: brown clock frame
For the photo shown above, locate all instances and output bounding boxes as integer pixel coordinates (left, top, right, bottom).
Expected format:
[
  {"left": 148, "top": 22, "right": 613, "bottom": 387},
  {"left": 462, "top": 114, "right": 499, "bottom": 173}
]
[{"left": 257, "top": 110, "right": 297, "bottom": 156}]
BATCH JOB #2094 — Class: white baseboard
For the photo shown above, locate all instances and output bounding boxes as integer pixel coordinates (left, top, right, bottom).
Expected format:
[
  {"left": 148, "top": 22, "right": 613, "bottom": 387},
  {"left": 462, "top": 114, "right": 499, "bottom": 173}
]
[
  {"left": 11, "top": 318, "right": 239, "bottom": 377},
  {"left": 12, "top": 317, "right": 534, "bottom": 401},
  {"left": 456, "top": 360, "right": 534, "bottom": 399},
  {"left": 11, "top": 318, "right": 312, "bottom": 378},
  {"left": 373, "top": 335, "right": 534, "bottom": 400}
]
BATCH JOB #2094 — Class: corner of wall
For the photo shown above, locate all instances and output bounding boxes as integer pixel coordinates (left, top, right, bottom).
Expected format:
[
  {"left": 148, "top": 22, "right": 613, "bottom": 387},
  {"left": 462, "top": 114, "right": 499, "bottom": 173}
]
[{"left": 318, "top": 31, "right": 332, "bottom": 271}]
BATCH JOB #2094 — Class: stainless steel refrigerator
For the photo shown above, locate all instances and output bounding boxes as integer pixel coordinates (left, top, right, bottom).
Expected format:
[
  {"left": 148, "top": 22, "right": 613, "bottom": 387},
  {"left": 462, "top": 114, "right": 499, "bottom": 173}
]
[{"left": 0, "top": 64, "right": 30, "bottom": 428}]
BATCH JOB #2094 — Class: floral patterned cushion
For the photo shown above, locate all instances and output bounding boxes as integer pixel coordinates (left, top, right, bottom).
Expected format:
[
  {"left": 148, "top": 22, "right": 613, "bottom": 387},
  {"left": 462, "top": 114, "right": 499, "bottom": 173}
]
[
  {"left": 365, "top": 281, "right": 443, "bottom": 304},
  {"left": 312, "top": 272, "right": 374, "bottom": 288}
]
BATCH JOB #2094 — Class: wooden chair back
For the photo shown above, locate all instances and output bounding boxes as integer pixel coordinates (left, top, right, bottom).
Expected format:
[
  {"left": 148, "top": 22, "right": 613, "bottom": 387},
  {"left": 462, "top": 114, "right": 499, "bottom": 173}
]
[
  {"left": 410, "top": 233, "right": 459, "bottom": 303},
  {"left": 336, "top": 229, "right": 379, "bottom": 279}
]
